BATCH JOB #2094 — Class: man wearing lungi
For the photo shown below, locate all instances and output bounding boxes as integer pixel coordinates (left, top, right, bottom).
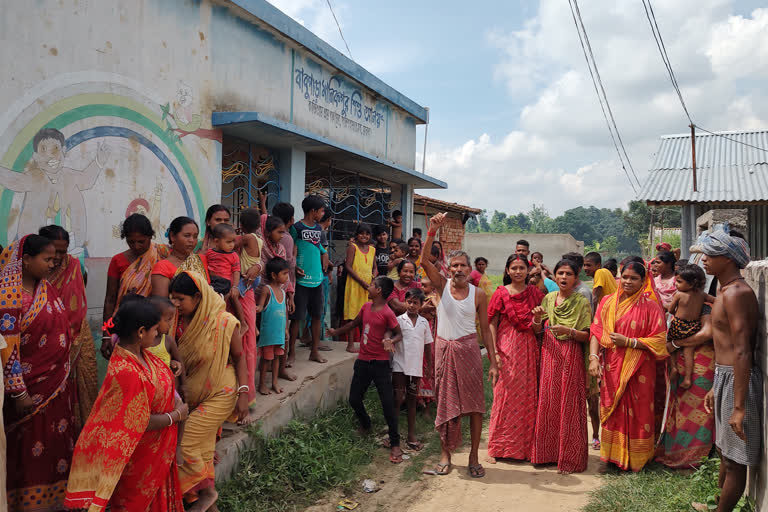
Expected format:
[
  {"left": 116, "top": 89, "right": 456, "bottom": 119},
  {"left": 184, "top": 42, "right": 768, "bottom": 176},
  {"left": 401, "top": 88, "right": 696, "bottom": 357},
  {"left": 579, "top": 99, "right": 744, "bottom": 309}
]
[
  {"left": 700, "top": 225, "right": 762, "bottom": 512},
  {"left": 420, "top": 213, "right": 499, "bottom": 478}
]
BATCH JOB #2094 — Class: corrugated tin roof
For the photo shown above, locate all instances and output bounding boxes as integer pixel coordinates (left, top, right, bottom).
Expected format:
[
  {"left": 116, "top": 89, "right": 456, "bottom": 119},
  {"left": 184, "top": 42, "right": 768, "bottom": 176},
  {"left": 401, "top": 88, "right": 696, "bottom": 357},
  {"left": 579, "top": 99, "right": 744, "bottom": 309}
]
[{"left": 638, "top": 130, "right": 768, "bottom": 203}]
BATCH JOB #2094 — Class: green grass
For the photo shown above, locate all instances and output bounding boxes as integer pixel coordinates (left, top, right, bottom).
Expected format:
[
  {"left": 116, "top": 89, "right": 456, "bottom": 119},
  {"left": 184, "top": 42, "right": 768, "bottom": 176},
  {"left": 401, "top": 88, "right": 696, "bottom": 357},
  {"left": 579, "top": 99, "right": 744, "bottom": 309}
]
[
  {"left": 583, "top": 457, "right": 755, "bottom": 512},
  {"left": 217, "top": 394, "right": 380, "bottom": 512},
  {"left": 488, "top": 274, "right": 503, "bottom": 288},
  {"left": 219, "top": 358, "right": 497, "bottom": 510}
]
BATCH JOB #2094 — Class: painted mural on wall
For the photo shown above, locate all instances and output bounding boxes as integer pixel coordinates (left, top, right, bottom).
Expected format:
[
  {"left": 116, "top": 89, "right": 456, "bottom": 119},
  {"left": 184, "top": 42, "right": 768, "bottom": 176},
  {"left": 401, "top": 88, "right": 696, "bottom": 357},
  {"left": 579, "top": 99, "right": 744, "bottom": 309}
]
[{"left": 0, "top": 77, "right": 219, "bottom": 257}]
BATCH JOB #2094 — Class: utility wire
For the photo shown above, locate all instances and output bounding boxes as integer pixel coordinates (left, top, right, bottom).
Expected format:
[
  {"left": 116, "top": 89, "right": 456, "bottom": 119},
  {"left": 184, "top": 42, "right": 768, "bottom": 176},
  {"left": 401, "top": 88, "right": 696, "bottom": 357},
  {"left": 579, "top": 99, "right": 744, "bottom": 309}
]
[
  {"left": 572, "top": 0, "right": 642, "bottom": 189},
  {"left": 641, "top": 0, "right": 692, "bottom": 124},
  {"left": 567, "top": 0, "right": 638, "bottom": 193},
  {"left": 693, "top": 125, "right": 768, "bottom": 154},
  {"left": 640, "top": 0, "right": 768, "bottom": 154},
  {"left": 325, "top": 0, "right": 353, "bottom": 60}
]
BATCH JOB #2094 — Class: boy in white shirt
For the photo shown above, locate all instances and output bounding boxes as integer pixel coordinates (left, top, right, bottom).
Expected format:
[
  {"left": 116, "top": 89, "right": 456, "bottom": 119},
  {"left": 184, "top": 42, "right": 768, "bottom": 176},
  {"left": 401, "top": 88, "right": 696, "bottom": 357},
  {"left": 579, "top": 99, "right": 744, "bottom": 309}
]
[{"left": 393, "top": 288, "right": 433, "bottom": 450}]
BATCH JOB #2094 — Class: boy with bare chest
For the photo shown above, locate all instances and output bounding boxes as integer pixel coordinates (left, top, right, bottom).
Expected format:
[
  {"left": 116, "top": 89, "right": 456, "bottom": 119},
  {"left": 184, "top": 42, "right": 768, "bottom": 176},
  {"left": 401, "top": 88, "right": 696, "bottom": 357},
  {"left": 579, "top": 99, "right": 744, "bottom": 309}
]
[{"left": 698, "top": 227, "right": 762, "bottom": 512}]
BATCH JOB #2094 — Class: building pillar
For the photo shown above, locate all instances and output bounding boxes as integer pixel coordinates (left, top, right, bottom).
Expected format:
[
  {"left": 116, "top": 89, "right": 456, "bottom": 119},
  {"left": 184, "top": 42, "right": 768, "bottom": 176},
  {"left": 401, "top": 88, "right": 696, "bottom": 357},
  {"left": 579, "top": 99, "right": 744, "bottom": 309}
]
[
  {"left": 401, "top": 183, "right": 414, "bottom": 240},
  {"left": 278, "top": 147, "right": 306, "bottom": 207},
  {"left": 681, "top": 204, "right": 695, "bottom": 259}
]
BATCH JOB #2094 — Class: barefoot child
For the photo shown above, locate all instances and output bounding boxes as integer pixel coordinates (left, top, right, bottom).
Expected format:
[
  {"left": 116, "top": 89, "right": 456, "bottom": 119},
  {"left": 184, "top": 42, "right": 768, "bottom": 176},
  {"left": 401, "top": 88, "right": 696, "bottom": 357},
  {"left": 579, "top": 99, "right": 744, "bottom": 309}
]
[
  {"left": 667, "top": 264, "right": 714, "bottom": 389},
  {"left": 327, "top": 276, "right": 404, "bottom": 463},
  {"left": 289, "top": 195, "right": 329, "bottom": 365},
  {"left": 255, "top": 257, "right": 291, "bottom": 395},
  {"left": 393, "top": 288, "right": 433, "bottom": 450},
  {"left": 205, "top": 223, "right": 247, "bottom": 335}
]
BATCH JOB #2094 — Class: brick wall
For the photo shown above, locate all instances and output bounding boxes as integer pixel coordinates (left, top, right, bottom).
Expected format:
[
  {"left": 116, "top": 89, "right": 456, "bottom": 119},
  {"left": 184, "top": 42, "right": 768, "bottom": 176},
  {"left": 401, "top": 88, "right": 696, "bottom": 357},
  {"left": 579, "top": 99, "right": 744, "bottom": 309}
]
[{"left": 440, "top": 215, "right": 466, "bottom": 253}]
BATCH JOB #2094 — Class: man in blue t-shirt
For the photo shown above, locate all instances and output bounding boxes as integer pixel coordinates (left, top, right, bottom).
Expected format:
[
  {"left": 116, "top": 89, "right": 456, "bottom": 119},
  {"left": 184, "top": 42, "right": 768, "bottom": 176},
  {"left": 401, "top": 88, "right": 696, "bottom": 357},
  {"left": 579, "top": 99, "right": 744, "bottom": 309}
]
[{"left": 289, "top": 195, "right": 329, "bottom": 365}]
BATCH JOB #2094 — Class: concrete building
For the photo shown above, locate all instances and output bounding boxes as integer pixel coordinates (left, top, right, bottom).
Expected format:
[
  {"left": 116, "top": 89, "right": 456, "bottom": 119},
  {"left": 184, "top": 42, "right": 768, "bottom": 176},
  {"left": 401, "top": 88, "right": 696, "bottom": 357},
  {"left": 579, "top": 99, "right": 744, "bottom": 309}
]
[
  {"left": 463, "top": 233, "right": 584, "bottom": 274},
  {"left": 638, "top": 130, "right": 768, "bottom": 259},
  {"left": 0, "top": 0, "right": 445, "bottom": 327}
]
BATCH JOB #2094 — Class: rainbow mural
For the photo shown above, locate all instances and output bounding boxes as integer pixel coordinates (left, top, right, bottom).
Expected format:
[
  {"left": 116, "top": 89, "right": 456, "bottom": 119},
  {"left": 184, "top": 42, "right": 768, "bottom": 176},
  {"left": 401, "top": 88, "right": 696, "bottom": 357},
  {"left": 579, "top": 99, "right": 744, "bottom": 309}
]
[{"left": 0, "top": 79, "right": 218, "bottom": 256}]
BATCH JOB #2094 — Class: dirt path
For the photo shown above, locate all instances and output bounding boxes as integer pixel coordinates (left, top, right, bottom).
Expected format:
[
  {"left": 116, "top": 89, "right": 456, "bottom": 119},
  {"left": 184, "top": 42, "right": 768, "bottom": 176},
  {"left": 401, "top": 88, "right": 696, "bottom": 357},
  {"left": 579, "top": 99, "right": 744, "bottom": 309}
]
[
  {"left": 406, "top": 438, "right": 602, "bottom": 512},
  {"left": 306, "top": 428, "right": 602, "bottom": 512}
]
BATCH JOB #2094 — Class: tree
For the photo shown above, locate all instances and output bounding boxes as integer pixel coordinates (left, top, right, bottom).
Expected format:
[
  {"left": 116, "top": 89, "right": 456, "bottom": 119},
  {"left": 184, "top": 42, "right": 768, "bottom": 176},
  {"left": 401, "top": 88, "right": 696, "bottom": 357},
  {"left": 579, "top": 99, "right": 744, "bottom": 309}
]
[
  {"left": 528, "top": 204, "right": 554, "bottom": 233},
  {"left": 490, "top": 210, "right": 508, "bottom": 233}
]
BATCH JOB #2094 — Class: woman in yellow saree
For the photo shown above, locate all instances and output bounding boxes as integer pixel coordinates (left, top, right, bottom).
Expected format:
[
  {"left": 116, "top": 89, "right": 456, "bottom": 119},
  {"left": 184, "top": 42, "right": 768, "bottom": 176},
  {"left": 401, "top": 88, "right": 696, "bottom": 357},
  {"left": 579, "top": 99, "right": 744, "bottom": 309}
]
[
  {"left": 169, "top": 271, "right": 249, "bottom": 511},
  {"left": 589, "top": 259, "right": 668, "bottom": 472}
]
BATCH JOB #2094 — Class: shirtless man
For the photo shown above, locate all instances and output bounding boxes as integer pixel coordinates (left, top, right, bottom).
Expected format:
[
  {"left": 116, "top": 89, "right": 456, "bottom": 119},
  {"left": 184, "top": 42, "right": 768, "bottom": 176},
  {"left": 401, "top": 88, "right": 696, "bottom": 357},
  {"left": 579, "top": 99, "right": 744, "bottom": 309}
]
[
  {"left": 421, "top": 213, "right": 499, "bottom": 478},
  {"left": 700, "top": 227, "right": 761, "bottom": 512}
]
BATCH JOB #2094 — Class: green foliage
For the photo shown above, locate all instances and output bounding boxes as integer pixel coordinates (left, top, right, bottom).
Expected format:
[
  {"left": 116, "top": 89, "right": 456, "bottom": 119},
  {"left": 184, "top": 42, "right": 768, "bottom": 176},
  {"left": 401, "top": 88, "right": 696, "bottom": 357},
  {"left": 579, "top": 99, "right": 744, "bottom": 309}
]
[
  {"left": 218, "top": 396, "right": 381, "bottom": 511},
  {"left": 584, "top": 457, "right": 755, "bottom": 512},
  {"left": 465, "top": 201, "right": 681, "bottom": 257}
]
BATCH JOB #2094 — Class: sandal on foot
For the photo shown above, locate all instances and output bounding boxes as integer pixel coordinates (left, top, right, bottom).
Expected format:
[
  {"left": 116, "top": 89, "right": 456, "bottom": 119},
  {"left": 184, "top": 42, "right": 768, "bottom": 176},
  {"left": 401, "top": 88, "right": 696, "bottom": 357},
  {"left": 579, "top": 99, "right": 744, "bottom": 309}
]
[
  {"left": 390, "top": 452, "right": 403, "bottom": 464},
  {"left": 469, "top": 464, "right": 486, "bottom": 478},
  {"left": 406, "top": 441, "right": 424, "bottom": 451},
  {"left": 434, "top": 463, "right": 451, "bottom": 475}
]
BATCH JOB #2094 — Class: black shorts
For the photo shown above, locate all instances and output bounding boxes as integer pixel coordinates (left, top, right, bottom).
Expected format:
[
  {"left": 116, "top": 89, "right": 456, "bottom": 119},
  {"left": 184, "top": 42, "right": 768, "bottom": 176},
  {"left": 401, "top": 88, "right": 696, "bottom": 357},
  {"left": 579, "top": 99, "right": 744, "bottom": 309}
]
[{"left": 291, "top": 284, "right": 324, "bottom": 320}]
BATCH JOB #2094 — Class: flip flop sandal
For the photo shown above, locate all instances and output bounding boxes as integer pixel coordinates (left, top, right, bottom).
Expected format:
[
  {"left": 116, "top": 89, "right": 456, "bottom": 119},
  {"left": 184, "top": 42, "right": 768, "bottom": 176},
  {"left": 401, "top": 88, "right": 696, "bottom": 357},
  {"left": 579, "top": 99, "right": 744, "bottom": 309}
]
[
  {"left": 434, "top": 463, "right": 451, "bottom": 475},
  {"left": 592, "top": 439, "right": 601, "bottom": 450},
  {"left": 469, "top": 464, "right": 486, "bottom": 478},
  {"left": 406, "top": 441, "right": 424, "bottom": 451},
  {"left": 390, "top": 453, "right": 403, "bottom": 464}
]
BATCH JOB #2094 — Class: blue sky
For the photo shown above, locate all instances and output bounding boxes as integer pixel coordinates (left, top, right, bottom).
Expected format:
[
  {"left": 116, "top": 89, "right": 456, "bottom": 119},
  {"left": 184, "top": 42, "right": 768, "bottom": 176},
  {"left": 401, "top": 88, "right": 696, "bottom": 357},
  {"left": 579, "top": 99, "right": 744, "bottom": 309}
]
[{"left": 269, "top": 0, "right": 768, "bottom": 215}]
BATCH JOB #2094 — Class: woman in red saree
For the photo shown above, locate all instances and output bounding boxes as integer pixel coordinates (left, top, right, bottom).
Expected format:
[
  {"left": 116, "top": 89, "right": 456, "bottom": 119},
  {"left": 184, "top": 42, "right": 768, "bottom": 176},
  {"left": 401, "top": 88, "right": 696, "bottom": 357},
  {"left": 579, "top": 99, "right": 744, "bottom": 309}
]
[
  {"left": 65, "top": 296, "right": 188, "bottom": 512},
  {"left": 589, "top": 259, "right": 668, "bottom": 472},
  {"left": 40, "top": 225, "right": 98, "bottom": 431},
  {"left": 1, "top": 235, "right": 76, "bottom": 511},
  {"left": 530, "top": 259, "right": 592, "bottom": 474},
  {"left": 487, "top": 254, "right": 544, "bottom": 462}
]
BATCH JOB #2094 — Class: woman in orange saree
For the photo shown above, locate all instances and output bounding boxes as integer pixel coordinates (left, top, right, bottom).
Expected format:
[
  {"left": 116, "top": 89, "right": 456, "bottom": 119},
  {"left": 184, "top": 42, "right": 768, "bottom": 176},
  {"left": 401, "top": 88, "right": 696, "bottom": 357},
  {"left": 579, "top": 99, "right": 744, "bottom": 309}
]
[
  {"left": 102, "top": 213, "right": 169, "bottom": 322},
  {"left": 39, "top": 225, "right": 98, "bottom": 430},
  {"left": 589, "top": 259, "right": 668, "bottom": 472},
  {"left": 65, "top": 297, "right": 188, "bottom": 512},
  {"left": 2, "top": 235, "right": 76, "bottom": 511}
]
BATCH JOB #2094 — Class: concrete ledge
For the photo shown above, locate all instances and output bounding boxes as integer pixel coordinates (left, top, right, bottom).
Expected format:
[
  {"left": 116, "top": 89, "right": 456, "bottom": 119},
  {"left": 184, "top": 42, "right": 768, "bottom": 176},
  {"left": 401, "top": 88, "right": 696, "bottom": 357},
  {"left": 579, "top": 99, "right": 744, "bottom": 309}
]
[{"left": 215, "top": 343, "right": 357, "bottom": 482}]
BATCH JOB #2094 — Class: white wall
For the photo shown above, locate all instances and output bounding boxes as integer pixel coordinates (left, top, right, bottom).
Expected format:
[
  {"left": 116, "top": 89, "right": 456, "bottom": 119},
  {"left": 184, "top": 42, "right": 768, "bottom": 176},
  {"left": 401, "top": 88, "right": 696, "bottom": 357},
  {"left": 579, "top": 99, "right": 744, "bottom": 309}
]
[
  {"left": 0, "top": 0, "right": 420, "bottom": 326},
  {"left": 463, "top": 233, "right": 584, "bottom": 274}
]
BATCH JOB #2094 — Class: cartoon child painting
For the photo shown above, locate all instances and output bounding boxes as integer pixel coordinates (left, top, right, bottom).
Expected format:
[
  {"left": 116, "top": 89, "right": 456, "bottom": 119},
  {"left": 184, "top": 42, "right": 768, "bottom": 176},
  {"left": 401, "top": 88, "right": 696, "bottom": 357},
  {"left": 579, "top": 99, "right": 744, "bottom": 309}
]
[{"left": 0, "top": 127, "right": 110, "bottom": 249}]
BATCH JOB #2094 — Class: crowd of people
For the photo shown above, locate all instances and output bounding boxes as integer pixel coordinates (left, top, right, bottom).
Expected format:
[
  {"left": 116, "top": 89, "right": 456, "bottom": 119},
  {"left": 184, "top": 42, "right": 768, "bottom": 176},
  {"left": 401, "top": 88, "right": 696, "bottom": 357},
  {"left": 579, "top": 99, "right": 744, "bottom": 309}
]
[{"left": 0, "top": 191, "right": 760, "bottom": 511}]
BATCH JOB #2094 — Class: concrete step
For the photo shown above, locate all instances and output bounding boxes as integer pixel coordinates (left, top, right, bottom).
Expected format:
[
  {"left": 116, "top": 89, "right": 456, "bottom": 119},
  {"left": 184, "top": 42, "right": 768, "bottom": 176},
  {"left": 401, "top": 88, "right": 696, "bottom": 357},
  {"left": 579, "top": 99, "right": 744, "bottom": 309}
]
[{"left": 215, "top": 342, "right": 357, "bottom": 482}]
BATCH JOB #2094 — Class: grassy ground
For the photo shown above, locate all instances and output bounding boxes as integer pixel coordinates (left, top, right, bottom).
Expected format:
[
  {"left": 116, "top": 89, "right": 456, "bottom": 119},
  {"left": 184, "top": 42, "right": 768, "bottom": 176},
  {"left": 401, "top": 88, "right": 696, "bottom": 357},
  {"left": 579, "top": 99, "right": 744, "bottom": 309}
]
[
  {"left": 583, "top": 457, "right": 755, "bottom": 512},
  {"left": 218, "top": 360, "right": 495, "bottom": 511}
]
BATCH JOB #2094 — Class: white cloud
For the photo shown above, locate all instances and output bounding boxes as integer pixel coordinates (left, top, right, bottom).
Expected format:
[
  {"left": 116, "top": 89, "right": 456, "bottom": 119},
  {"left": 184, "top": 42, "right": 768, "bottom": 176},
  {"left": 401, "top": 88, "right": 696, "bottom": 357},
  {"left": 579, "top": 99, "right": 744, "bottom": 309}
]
[
  {"left": 423, "top": 0, "right": 768, "bottom": 215},
  {"left": 707, "top": 8, "right": 768, "bottom": 78}
]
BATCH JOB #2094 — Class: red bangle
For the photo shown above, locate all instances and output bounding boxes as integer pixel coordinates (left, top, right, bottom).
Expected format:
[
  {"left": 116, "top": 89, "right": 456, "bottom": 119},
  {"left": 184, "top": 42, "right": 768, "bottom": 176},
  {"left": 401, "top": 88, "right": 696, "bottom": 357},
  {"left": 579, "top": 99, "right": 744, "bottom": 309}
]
[{"left": 427, "top": 230, "right": 437, "bottom": 237}]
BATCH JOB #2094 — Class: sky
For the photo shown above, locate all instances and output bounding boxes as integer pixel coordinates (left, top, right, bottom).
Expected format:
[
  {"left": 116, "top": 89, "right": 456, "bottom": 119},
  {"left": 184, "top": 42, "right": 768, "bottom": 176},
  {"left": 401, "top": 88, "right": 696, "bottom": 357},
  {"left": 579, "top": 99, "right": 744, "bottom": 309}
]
[{"left": 267, "top": 0, "right": 768, "bottom": 216}]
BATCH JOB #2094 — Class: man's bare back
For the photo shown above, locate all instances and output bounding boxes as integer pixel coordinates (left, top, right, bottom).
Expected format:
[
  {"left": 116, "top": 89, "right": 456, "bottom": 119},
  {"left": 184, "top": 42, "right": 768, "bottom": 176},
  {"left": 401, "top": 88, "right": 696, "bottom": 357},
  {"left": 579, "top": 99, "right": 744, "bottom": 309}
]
[{"left": 711, "top": 279, "right": 759, "bottom": 366}]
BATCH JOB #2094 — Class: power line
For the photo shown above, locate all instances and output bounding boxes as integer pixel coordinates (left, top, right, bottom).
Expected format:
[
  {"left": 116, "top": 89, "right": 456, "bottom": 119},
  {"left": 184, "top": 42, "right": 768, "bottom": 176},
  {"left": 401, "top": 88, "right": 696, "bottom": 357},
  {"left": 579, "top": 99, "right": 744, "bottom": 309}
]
[
  {"left": 640, "top": 2, "right": 768, "bottom": 163},
  {"left": 325, "top": 0, "right": 353, "bottom": 60},
  {"left": 567, "top": 0, "right": 639, "bottom": 193},
  {"left": 641, "top": 0, "right": 692, "bottom": 124},
  {"left": 693, "top": 125, "right": 768, "bottom": 154},
  {"left": 572, "top": 0, "right": 642, "bottom": 189}
]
